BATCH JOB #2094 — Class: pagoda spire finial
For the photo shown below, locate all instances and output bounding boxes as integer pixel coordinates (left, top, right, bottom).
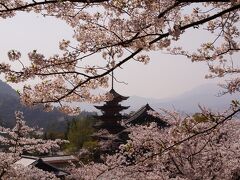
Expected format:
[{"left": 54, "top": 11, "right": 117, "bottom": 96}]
[{"left": 111, "top": 71, "right": 114, "bottom": 90}]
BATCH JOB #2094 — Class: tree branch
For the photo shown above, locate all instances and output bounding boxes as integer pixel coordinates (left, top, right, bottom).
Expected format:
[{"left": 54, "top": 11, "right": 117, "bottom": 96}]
[
  {"left": 0, "top": 0, "right": 109, "bottom": 13},
  {"left": 152, "top": 108, "right": 240, "bottom": 159},
  {"left": 37, "top": 4, "right": 240, "bottom": 104},
  {"left": 177, "top": 0, "right": 231, "bottom": 2},
  {"left": 97, "top": 107, "right": 240, "bottom": 178}
]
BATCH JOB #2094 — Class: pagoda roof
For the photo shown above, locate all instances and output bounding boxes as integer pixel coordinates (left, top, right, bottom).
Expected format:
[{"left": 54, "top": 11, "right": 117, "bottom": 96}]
[
  {"left": 95, "top": 115, "right": 125, "bottom": 120},
  {"left": 108, "top": 88, "right": 129, "bottom": 101},
  {"left": 124, "top": 104, "right": 168, "bottom": 127},
  {"left": 94, "top": 104, "right": 130, "bottom": 111}
]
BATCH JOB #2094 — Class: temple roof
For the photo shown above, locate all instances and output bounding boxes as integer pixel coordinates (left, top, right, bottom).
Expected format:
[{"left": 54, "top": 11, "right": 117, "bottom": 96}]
[
  {"left": 108, "top": 88, "right": 129, "bottom": 101},
  {"left": 95, "top": 104, "right": 130, "bottom": 111},
  {"left": 124, "top": 104, "right": 168, "bottom": 127},
  {"left": 14, "top": 156, "right": 70, "bottom": 178}
]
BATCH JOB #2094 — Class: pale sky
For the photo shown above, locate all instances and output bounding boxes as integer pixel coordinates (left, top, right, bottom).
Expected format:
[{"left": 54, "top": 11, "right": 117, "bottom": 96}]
[{"left": 0, "top": 12, "right": 229, "bottom": 99}]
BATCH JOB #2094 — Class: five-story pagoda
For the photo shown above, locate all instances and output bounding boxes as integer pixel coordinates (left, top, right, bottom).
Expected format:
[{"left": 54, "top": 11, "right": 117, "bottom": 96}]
[{"left": 94, "top": 72, "right": 129, "bottom": 134}]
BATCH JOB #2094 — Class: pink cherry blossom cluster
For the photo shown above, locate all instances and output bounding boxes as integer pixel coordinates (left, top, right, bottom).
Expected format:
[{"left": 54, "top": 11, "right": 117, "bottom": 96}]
[
  {"left": 0, "top": 111, "right": 67, "bottom": 154},
  {"left": 0, "top": 111, "right": 67, "bottom": 179},
  {"left": 0, "top": 1, "right": 238, "bottom": 113},
  {"left": 0, "top": 1, "right": 239, "bottom": 179},
  {"left": 68, "top": 106, "right": 240, "bottom": 179}
]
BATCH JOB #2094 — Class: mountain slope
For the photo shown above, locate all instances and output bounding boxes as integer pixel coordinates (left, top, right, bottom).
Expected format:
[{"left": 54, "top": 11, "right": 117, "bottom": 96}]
[
  {"left": 0, "top": 80, "right": 19, "bottom": 97},
  {"left": 1, "top": 80, "right": 238, "bottom": 129},
  {"left": 0, "top": 80, "right": 68, "bottom": 130},
  {"left": 152, "top": 84, "right": 239, "bottom": 112}
]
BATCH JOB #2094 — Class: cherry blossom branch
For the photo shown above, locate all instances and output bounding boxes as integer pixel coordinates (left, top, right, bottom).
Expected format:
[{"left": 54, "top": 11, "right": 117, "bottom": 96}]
[
  {"left": 181, "top": 5, "right": 239, "bottom": 29},
  {"left": 176, "top": 0, "right": 231, "bottom": 3},
  {"left": 148, "top": 108, "right": 240, "bottom": 160},
  {"left": 39, "top": 48, "right": 143, "bottom": 103},
  {"left": 37, "top": 4, "right": 240, "bottom": 104},
  {"left": 158, "top": 1, "right": 182, "bottom": 18},
  {"left": 96, "top": 107, "right": 240, "bottom": 179},
  {"left": 178, "top": 0, "right": 231, "bottom": 2},
  {"left": 0, "top": 0, "right": 109, "bottom": 13},
  {"left": 0, "top": 0, "right": 233, "bottom": 14},
  {"left": 70, "top": 1, "right": 238, "bottom": 55}
]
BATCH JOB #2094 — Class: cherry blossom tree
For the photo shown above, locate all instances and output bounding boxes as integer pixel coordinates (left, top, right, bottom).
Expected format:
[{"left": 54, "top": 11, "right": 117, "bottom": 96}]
[
  {"left": 0, "top": 1, "right": 239, "bottom": 179},
  {"left": 0, "top": 0, "right": 239, "bottom": 113},
  {"left": 67, "top": 106, "right": 240, "bottom": 179},
  {"left": 0, "top": 111, "right": 67, "bottom": 179}
]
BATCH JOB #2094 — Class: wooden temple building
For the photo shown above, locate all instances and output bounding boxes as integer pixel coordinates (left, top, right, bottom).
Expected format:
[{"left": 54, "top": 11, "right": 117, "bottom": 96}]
[
  {"left": 92, "top": 73, "right": 168, "bottom": 156},
  {"left": 118, "top": 104, "right": 169, "bottom": 142},
  {"left": 15, "top": 155, "right": 71, "bottom": 178},
  {"left": 93, "top": 74, "right": 130, "bottom": 134},
  {"left": 92, "top": 74, "right": 130, "bottom": 157},
  {"left": 124, "top": 103, "right": 168, "bottom": 127}
]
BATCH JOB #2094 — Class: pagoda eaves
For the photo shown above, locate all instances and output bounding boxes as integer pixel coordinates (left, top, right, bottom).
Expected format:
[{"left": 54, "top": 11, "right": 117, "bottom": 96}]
[{"left": 107, "top": 89, "right": 129, "bottom": 101}]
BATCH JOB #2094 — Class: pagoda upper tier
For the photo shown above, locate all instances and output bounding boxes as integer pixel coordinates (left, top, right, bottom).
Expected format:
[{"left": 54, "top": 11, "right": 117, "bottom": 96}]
[
  {"left": 108, "top": 88, "right": 129, "bottom": 101},
  {"left": 94, "top": 88, "right": 130, "bottom": 113},
  {"left": 94, "top": 88, "right": 130, "bottom": 134}
]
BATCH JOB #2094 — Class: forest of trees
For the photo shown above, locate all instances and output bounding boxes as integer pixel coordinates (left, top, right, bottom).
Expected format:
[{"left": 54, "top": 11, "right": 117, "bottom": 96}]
[
  {"left": 0, "top": 0, "right": 239, "bottom": 179},
  {"left": 64, "top": 117, "right": 97, "bottom": 153}
]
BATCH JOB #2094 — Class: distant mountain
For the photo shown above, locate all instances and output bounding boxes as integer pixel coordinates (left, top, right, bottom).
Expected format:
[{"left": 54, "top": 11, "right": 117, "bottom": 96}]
[
  {"left": 151, "top": 84, "right": 239, "bottom": 113},
  {"left": 80, "top": 84, "right": 239, "bottom": 113},
  {"left": 1, "top": 80, "right": 238, "bottom": 130},
  {"left": 0, "top": 80, "right": 80, "bottom": 131},
  {"left": 0, "top": 80, "right": 19, "bottom": 97}
]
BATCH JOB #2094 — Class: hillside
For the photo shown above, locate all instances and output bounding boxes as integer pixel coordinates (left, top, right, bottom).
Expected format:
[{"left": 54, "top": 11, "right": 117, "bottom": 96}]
[
  {"left": 0, "top": 80, "right": 71, "bottom": 130},
  {"left": 1, "top": 80, "right": 239, "bottom": 129}
]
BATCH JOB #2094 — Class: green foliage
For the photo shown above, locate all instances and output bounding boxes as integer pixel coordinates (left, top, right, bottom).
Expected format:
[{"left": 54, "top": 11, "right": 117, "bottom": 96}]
[
  {"left": 83, "top": 140, "right": 99, "bottom": 151},
  {"left": 44, "top": 131, "right": 66, "bottom": 140},
  {"left": 64, "top": 117, "right": 98, "bottom": 153},
  {"left": 192, "top": 113, "right": 208, "bottom": 123}
]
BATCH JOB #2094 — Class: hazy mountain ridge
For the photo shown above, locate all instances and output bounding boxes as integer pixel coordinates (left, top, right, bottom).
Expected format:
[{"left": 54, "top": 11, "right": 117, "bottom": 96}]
[
  {"left": 0, "top": 80, "right": 238, "bottom": 129},
  {"left": 124, "top": 84, "right": 239, "bottom": 113},
  {"left": 0, "top": 80, "right": 71, "bottom": 130},
  {"left": 88, "top": 84, "right": 239, "bottom": 113},
  {"left": 0, "top": 80, "right": 19, "bottom": 97}
]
